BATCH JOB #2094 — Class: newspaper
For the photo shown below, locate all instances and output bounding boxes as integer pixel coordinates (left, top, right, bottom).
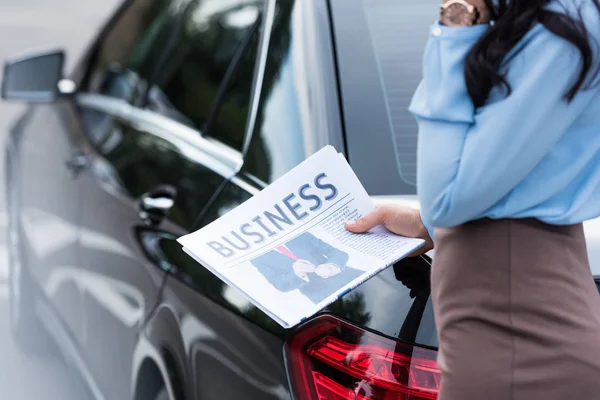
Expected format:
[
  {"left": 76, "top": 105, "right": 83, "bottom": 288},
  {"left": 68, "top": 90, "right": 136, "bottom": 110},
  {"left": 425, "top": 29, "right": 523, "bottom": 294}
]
[{"left": 178, "top": 146, "right": 425, "bottom": 328}]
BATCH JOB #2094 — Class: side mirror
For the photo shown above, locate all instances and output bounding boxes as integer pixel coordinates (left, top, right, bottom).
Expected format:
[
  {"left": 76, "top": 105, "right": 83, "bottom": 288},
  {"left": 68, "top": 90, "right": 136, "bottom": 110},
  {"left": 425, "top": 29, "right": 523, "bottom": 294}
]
[{"left": 2, "top": 50, "right": 71, "bottom": 102}]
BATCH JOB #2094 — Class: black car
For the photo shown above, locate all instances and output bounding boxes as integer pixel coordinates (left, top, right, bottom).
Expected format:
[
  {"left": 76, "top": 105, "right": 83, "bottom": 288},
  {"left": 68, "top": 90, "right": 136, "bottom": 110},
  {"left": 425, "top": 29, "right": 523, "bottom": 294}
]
[{"left": 3, "top": 0, "right": 600, "bottom": 399}]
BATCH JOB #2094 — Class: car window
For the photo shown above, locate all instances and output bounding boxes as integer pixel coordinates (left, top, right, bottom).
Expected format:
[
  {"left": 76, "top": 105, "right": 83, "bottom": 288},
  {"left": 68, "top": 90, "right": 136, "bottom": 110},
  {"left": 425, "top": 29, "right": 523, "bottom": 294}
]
[
  {"left": 85, "top": 0, "right": 190, "bottom": 101},
  {"left": 146, "top": 0, "right": 264, "bottom": 151},
  {"left": 242, "top": 2, "right": 311, "bottom": 183}
]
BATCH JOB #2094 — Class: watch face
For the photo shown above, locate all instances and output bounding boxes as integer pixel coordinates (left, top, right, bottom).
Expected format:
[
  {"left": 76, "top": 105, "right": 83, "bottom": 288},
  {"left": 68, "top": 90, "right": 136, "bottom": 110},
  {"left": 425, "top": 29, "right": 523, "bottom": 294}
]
[{"left": 442, "top": 3, "right": 474, "bottom": 26}]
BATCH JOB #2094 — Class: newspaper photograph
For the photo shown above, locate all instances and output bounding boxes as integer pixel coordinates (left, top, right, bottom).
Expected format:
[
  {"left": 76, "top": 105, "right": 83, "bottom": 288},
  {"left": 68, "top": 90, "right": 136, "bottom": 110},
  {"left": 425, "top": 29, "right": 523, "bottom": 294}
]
[{"left": 178, "top": 146, "right": 425, "bottom": 328}]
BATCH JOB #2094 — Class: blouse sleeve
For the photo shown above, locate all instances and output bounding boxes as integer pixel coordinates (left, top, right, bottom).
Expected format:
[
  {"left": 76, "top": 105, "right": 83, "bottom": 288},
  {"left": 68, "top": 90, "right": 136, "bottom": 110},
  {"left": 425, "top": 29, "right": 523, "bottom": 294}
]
[{"left": 410, "top": 22, "right": 597, "bottom": 229}]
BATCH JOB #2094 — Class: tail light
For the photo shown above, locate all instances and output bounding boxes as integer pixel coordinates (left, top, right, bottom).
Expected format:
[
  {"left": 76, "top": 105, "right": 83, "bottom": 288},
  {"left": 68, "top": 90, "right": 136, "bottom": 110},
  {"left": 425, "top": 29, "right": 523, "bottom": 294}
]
[{"left": 285, "top": 315, "right": 441, "bottom": 400}]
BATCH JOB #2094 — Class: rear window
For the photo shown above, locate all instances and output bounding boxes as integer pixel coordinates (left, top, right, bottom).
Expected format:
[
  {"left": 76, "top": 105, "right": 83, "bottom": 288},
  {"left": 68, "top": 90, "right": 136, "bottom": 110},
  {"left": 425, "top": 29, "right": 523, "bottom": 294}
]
[{"left": 330, "top": 0, "right": 439, "bottom": 195}]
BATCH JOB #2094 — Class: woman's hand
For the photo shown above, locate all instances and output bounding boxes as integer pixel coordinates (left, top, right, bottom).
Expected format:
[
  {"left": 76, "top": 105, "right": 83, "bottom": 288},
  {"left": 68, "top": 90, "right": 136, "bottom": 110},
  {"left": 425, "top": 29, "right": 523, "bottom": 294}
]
[{"left": 345, "top": 205, "right": 434, "bottom": 257}]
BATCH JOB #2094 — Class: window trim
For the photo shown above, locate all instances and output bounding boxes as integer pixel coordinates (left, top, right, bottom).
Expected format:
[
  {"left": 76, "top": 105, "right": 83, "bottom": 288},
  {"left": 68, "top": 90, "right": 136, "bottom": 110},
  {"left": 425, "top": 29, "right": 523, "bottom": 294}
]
[
  {"left": 77, "top": 93, "right": 243, "bottom": 179},
  {"left": 241, "top": 0, "right": 277, "bottom": 157},
  {"left": 202, "top": 16, "right": 263, "bottom": 143}
]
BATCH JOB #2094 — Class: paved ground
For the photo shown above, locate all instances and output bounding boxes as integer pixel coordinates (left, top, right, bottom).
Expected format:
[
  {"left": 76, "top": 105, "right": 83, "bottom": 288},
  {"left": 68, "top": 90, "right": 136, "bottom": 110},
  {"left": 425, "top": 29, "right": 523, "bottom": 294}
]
[{"left": 0, "top": 1, "right": 120, "bottom": 398}]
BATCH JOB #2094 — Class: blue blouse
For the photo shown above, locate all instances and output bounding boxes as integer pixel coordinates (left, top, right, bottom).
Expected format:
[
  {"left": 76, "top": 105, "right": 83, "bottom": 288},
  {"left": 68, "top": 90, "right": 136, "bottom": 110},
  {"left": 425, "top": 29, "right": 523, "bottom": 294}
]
[{"left": 409, "top": 7, "right": 600, "bottom": 238}]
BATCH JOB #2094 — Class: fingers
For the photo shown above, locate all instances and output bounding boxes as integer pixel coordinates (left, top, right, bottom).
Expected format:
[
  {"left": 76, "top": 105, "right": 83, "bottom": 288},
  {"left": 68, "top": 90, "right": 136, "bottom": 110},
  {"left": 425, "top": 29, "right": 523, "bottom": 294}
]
[{"left": 345, "top": 206, "right": 387, "bottom": 233}]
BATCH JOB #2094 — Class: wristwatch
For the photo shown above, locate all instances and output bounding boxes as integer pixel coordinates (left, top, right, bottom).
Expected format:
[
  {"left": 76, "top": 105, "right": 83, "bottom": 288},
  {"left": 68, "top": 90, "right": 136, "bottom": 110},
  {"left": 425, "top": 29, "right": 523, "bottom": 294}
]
[{"left": 440, "top": 0, "right": 481, "bottom": 27}]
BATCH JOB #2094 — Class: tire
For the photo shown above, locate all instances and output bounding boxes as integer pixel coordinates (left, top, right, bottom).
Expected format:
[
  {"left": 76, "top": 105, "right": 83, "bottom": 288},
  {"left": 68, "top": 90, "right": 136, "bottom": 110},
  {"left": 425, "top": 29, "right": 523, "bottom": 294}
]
[
  {"left": 154, "top": 388, "right": 170, "bottom": 400},
  {"left": 6, "top": 168, "right": 51, "bottom": 353}
]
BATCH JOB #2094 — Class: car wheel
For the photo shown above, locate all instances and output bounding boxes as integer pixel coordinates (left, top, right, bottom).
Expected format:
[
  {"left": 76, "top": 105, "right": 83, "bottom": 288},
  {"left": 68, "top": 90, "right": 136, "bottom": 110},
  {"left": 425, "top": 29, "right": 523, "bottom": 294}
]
[
  {"left": 154, "top": 388, "right": 170, "bottom": 400},
  {"left": 7, "top": 182, "right": 50, "bottom": 352}
]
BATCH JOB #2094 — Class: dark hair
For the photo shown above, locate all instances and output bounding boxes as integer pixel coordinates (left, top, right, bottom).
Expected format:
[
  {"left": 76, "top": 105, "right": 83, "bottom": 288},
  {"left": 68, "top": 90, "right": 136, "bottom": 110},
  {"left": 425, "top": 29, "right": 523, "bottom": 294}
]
[{"left": 465, "top": 0, "right": 600, "bottom": 108}]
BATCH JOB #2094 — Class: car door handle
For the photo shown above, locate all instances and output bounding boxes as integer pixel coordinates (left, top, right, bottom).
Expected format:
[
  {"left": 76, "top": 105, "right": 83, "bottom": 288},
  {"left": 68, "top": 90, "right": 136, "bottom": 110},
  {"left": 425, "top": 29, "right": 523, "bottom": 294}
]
[
  {"left": 65, "top": 153, "right": 89, "bottom": 175},
  {"left": 137, "top": 185, "right": 177, "bottom": 226},
  {"left": 141, "top": 196, "right": 174, "bottom": 212}
]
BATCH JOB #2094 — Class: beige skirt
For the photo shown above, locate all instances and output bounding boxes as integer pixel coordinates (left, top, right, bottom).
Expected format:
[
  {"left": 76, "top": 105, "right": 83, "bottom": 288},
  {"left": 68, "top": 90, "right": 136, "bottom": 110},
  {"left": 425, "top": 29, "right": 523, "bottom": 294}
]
[{"left": 432, "top": 218, "right": 600, "bottom": 400}]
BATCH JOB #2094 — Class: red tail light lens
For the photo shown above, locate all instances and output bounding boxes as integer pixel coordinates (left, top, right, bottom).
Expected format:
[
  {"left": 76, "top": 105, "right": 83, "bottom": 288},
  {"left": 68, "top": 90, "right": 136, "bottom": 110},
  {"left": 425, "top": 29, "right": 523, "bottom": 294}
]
[{"left": 285, "top": 315, "right": 441, "bottom": 400}]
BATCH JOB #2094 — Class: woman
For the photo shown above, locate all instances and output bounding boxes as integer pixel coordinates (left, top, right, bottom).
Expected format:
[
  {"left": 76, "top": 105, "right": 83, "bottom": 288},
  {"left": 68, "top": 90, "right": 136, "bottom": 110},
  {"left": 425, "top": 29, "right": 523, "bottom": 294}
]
[{"left": 346, "top": 0, "right": 600, "bottom": 398}]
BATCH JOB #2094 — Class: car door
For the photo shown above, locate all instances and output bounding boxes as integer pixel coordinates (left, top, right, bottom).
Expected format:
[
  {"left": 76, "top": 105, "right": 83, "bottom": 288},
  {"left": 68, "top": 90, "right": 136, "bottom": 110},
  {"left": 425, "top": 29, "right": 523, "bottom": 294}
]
[
  {"left": 71, "top": 0, "right": 197, "bottom": 397},
  {"left": 75, "top": 0, "right": 262, "bottom": 398},
  {"left": 16, "top": 96, "right": 87, "bottom": 347}
]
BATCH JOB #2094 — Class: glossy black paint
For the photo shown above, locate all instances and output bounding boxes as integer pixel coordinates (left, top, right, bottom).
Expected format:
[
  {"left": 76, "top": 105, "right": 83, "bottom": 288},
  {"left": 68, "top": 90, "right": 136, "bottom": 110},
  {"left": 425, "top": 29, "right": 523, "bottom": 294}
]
[
  {"left": 5, "top": 0, "right": 438, "bottom": 399},
  {"left": 75, "top": 113, "right": 229, "bottom": 398}
]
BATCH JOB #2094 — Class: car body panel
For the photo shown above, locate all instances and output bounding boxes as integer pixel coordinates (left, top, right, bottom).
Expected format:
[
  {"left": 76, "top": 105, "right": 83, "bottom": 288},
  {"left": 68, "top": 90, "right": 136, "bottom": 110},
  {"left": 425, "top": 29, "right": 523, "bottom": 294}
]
[
  {"left": 75, "top": 122, "right": 167, "bottom": 398},
  {"left": 16, "top": 101, "right": 87, "bottom": 347},
  {"left": 152, "top": 272, "right": 291, "bottom": 400},
  {"left": 4, "top": 0, "right": 600, "bottom": 399},
  {"left": 74, "top": 100, "right": 230, "bottom": 398}
]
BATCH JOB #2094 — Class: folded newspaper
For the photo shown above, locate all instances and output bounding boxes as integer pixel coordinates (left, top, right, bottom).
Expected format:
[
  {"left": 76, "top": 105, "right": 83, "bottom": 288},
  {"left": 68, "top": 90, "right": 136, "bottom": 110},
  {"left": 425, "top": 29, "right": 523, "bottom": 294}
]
[{"left": 178, "top": 146, "right": 425, "bottom": 328}]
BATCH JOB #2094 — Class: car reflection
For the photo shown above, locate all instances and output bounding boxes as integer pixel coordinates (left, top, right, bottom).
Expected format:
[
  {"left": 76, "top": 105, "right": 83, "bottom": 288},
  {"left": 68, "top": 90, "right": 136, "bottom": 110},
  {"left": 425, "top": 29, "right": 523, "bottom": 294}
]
[
  {"left": 135, "top": 226, "right": 291, "bottom": 399},
  {"left": 325, "top": 254, "right": 437, "bottom": 347},
  {"left": 180, "top": 314, "right": 289, "bottom": 399},
  {"left": 44, "top": 267, "right": 145, "bottom": 328}
]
